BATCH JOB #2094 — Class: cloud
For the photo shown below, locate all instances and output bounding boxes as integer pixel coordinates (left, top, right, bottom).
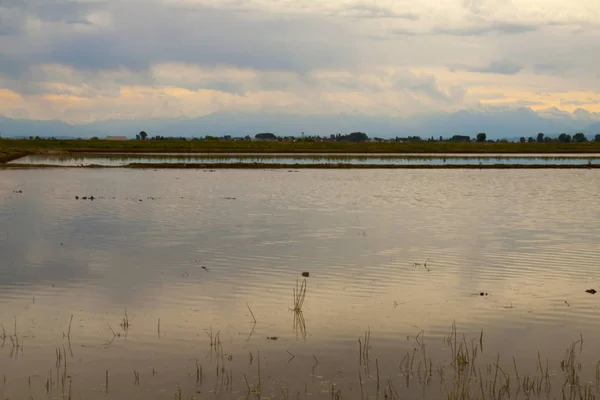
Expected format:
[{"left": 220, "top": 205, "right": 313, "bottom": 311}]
[
  {"left": 481, "top": 99, "right": 547, "bottom": 108},
  {"left": 0, "top": 7, "right": 26, "bottom": 35},
  {"left": 1, "top": 0, "right": 600, "bottom": 123},
  {"left": 16, "top": 0, "right": 96, "bottom": 24},
  {"left": 560, "top": 100, "right": 598, "bottom": 106},
  {"left": 0, "top": 2, "right": 366, "bottom": 75},
  {"left": 434, "top": 22, "right": 537, "bottom": 36},
  {"left": 382, "top": 20, "right": 538, "bottom": 39},
  {"left": 449, "top": 60, "right": 523, "bottom": 75},
  {"left": 0, "top": 64, "right": 469, "bottom": 123},
  {"left": 338, "top": 4, "right": 419, "bottom": 20},
  {"left": 532, "top": 63, "right": 571, "bottom": 76}
]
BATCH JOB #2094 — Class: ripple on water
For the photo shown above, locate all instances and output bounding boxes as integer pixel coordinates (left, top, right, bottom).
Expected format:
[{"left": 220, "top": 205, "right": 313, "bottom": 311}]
[{"left": 0, "top": 169, "right": 599, "bottom": 399}]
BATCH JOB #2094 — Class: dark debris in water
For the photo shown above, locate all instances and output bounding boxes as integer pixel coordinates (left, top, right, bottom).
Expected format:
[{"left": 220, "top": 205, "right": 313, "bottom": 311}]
[
  {"left": 75, "top": 195, "right": 160, "bottom": 201},
  {"left": 13, "top": 190, "right": 23, "bottom": 194},
  {"left": 479, "top": 292, "right": 489, "bottom": 296},
  {"left": 302, "top": 272, "right": 310, "bottom": 277},
  {"left": 267, "top": 336, "right": 279, "bottom": 340},
  {"left": 586, "top": 289, "right": 597, "bottom": 294}
]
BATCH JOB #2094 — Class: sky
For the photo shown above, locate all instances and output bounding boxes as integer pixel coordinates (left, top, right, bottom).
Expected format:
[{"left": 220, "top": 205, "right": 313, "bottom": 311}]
[{"left": 1, "top": 0, "right": 599, "bottom": 125}]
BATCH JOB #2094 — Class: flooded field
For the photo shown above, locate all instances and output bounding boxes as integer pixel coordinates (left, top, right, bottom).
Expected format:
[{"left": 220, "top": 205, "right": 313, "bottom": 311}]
[
  {"left": 1, "top": 169, "right": 599, "bottom": 399},
  {"left": 9, "top": 152, "right": 600, "bottom": 166}
]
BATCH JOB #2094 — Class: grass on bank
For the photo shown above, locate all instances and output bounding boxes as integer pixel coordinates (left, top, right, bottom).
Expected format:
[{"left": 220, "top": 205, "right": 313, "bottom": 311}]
[{"left": 2, "top": 139, "right": 600, "bottom": 160}]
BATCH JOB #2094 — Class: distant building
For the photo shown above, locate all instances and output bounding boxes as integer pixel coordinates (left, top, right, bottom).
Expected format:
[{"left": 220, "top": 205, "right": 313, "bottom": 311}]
[{"left": 106, "top": 136, "right": 128, "bottom": 141}]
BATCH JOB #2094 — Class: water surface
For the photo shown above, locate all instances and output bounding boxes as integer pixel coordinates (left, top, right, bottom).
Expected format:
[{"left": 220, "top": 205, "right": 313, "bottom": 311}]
[
  {"left": 0, "top": 169, "right": 599, "bottom": 399},
  {"left": 10, "top": 153, "right": 600, "bottom": 166}
]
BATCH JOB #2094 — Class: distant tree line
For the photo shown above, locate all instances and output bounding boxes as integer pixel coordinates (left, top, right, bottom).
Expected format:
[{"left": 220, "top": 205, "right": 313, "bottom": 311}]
[
  {"left": 247, "top": 132, "right": 600, "bottom": 143},
  {"left": 7, "top": 130, "right": 600, "bottom": 142},
  {"left": 254, "top": 132, "right": 370, "bottom": 142},
  {"left": 146, "top": 135, "right": 189, "bottom": 140},
  {"left": 516, "top": 132, "right": 594, "bottom": 143}
]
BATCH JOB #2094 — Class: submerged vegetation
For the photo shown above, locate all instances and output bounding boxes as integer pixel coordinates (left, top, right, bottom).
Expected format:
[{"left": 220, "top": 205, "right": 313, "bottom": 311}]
[
  {"left": 0, "top": 284, "right": 598, "bottom": 400},
  {"left": 2, "top": 310, "right": 599, "bottom": 400}
]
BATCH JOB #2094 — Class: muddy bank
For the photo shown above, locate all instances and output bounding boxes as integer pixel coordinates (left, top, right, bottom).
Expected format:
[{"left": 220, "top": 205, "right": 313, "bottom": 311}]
[
  {"left": 0, "top": 150, "right": 30, "bottom": 163},
  {"left": 0, "top": 148, "right": 71, "bottom": 164}
]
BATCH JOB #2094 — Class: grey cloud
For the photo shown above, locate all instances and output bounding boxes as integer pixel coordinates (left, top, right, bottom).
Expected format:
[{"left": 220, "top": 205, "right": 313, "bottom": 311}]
[
  {"left": 29, "top": 2, "right": 94, "bottom": 23},
  {"left": 449, "top": 60, "right": 523, "bottom": 75},
  {"left": 340, "top": 4, "right": 419, "bottom": 20},
  {"left": 0, "top": 62, "right": 150, "bottom": 97},
  {"left": 0, "top": 2, "right": 364, "bottom": 76},
  {"left": 0, "top": 7, "right": 27, "bottom": 35},
  {"left": 1, "top": 0, "right": 95, "bottom": 24},
  {"left": 434, "top": 22, "right": 537, "bottom": 36},
  {"left": 387, "top": 28, "right": 418, "bottom": 37},
  {"left": 0, "top": 55, "right": 31, "bottom": 78},
  {"left": 385, "top": 21, "right": 537, "bottom": 38},
  {"left": 389, "top": 72, "right": 465, "bottom": 104},
  {"left": 533, "top": 63, "right": 572, "bottom": 76}
]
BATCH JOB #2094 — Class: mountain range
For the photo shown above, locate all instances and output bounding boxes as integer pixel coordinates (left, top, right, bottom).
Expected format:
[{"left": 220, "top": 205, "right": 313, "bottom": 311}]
[{"left": 1, "top": 108, "right": 599, "bottom": 140}]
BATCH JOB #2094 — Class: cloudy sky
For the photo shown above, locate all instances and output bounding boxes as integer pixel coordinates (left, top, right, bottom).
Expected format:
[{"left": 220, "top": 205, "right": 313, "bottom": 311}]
[{"left": 1, "top": 0, "right": 599, "bottom": 124}]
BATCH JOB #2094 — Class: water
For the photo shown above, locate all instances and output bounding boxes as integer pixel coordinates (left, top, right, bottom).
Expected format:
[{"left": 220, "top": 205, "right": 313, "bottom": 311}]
[
  {"left": 0, "top": 169, "right": 599, "bottom": 399},
  {"left": 9, "top": 152, "right": 600, "bottom": 166}
]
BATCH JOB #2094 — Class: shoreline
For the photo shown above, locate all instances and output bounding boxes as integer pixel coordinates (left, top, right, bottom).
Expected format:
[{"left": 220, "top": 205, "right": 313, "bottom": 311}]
[{"left": 3, "top": 162, "right": 599, "bottom": 169}]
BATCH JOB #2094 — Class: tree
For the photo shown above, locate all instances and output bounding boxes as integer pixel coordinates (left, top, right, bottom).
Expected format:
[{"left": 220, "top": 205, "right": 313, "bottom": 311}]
[
  {"left": 558, "top": 133, "right": 571, "bottom": 143},
  {"left": 536, "top": 133, "right": 544, "bottom": 143},
  {"left": 451, "top": 135, "right": 470, "bottom": 142},
  {"left": 476, "top": 132, "right": 487, "bottom": 142},
  {"left": 572, "top": 133, "right": 588, "bottom": 143},
  {"left": 346, "top": 132, "right": 369, "bottom": 142},
  {"left": 255, "top": 133, "right": 277, "bottom": 140},
  {"left": 139, "top": 131, "right": 148, "bottom": 140},
  {"left": 520, "top": 137, "right": 526, "bottom": 143},
  {"left": 595, "top": 134, "right": 600, "bottom": 142}
]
